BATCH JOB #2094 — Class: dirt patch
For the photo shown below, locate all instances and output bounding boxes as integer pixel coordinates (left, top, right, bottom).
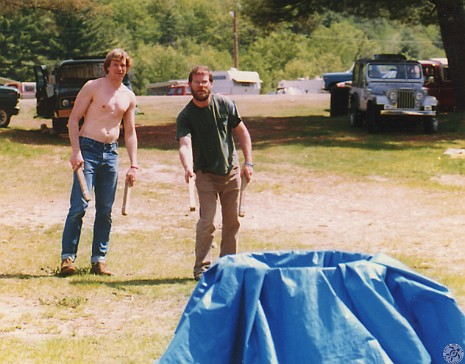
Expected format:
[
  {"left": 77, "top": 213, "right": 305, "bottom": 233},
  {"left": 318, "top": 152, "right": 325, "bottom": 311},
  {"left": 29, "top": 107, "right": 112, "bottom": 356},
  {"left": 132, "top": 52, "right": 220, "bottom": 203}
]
[{"left": 1, "top": 95, "right": 464, "bottom": 346}]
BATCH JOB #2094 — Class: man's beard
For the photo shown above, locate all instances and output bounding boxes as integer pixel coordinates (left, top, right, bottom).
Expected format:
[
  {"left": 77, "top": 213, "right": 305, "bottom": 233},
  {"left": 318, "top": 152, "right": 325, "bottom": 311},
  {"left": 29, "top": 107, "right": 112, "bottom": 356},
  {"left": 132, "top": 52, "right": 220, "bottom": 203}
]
[{"left": 192, "top": 88, "right": 210, "bottom": 102}]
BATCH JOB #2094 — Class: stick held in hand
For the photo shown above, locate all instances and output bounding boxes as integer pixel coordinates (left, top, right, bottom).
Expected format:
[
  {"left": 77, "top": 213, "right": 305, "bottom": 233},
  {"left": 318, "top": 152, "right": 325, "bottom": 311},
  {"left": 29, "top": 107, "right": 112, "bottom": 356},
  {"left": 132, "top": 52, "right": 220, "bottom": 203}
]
[
  {"left": 238, "top": 175, "right": 248, "bottom": 217},
  {"left": 122, "top": 180, "right": 131, "bottom": 216},
  {"left": 189, "top": 176, "right": 196, "bottom": 212},
  {"left": 76, "top": 166, "right": 91, "bottom": 202}
]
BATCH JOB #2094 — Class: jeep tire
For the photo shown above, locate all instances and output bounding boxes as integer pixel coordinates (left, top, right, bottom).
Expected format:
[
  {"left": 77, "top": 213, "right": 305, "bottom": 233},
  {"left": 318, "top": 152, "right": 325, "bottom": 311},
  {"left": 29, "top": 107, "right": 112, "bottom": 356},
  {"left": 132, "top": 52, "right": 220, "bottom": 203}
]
[
  {"left": 52, "top": 117, "right": 68, "bottom": 134},
  {"left": 0, "top": 108, "right": 11, "bottom": 128},
  {"left": 349, "top": 96, "right": 363, "bottom": 127},
  {"left": 367, "top": 103, "right": 381, "bottom": 134},
  {"left": 423, "top": 116, "right": 438, "bottom": 134}
]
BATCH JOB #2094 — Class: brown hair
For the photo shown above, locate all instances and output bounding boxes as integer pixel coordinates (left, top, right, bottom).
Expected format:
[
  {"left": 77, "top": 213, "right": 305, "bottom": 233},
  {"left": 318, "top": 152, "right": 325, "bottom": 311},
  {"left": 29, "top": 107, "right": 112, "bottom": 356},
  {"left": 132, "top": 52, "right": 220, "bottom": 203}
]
[
  {"left": 188, "top": 65, "right": 213, "bottom": 83},
  {"left": 103, "top": 48, "right": 132, "bottom": 74}
]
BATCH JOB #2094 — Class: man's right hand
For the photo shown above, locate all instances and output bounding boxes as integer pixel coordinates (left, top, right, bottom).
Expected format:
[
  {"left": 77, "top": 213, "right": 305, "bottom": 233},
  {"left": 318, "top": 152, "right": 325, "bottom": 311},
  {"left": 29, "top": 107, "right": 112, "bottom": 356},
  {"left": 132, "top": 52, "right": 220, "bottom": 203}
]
[
  {"left": 70, "top": 152, "right": 84, "bottom": 171},
  {"left": 185, "top": 169, "right": 195, "bottom": 183}
]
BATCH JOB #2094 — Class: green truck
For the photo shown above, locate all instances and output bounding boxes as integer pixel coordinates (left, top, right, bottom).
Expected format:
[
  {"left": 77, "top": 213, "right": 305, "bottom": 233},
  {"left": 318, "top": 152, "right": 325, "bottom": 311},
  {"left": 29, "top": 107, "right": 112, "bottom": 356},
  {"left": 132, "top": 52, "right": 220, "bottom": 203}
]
[{"left": 0, "top": 84, "right": 20, "bottom": 128}]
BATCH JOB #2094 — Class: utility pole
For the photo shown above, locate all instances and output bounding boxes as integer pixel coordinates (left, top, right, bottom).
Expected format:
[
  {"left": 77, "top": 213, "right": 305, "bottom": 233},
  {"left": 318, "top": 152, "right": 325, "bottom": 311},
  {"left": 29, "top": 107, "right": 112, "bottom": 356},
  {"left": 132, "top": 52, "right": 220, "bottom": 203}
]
[{"left": 231, "top": 7, "right": 239, "bottom": 69}]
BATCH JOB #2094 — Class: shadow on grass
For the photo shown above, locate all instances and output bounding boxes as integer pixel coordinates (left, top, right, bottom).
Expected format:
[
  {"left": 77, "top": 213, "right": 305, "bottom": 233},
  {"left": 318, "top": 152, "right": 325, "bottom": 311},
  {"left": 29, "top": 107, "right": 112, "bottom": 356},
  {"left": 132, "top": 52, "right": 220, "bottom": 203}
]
[
  {"left": 0, "top": 274, "right": 53, "bottom": 279},
  {"left": 71, "top": 277, "right": 193, "bottom": 287},
  {"left": 3, "top": 112, "right": 465, "bottom": 152},
  {"left": 0, "top": 273, "right": 193, "bottom": 286},
  {"left": 0, "top": 127, "right": 71, "bottom": 147}
]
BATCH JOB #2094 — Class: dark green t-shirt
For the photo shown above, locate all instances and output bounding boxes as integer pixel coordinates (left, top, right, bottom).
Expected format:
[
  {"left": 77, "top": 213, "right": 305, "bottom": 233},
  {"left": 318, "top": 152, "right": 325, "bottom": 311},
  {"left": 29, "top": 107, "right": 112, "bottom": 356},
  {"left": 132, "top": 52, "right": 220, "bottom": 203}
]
[{"left": 176, "top": 94, "right": 242, "bottom": 175}]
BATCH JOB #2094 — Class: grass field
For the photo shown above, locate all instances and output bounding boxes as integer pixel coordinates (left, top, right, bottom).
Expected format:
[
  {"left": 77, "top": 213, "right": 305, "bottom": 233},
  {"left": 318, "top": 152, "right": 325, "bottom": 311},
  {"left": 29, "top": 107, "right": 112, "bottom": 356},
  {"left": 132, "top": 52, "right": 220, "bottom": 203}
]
[{"left": 1, "top": 94, "right": 464, "bottom": 362}]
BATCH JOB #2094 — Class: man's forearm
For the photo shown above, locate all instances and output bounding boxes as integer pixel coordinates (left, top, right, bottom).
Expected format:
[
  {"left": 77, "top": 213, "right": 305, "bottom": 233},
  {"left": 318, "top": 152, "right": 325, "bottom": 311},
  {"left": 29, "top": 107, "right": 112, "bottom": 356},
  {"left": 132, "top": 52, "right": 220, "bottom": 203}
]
[
  {"left": 179, "top": 137, "right": 193, "bottom": 172},
  {"left": 68, "top": 117, "right": 82, "bottom": 158},
  {"left": 237, "top": 128, "right": 253, "bottom": 164},
  {"left": 125, "top": 131, "right": 138, "bottom": 167}
]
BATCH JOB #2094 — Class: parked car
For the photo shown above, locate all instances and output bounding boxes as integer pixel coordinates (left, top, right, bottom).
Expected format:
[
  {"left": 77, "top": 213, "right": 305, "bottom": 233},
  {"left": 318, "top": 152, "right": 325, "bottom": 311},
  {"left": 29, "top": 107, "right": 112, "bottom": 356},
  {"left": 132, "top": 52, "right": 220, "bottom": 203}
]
[
  {"left": 419, "top": 58, "right": 455, "bottom": 111},
  {"left": 34, "top": 57, "right": 131, "bottom": 133},
  {"left": 0, "top": 84, "right": 20, "bottom": 127},
  {"left": 5, "top": 81, "right": 36, "bottom": 99},
  {"left": 349, "top": 54, "right": 438, "bottom": 133},
  {"left": 329, "top": 81, "right": 351, "bottom": 116},
  {"left": 322, "top": 66, "right": 353, "bottom": 91}
]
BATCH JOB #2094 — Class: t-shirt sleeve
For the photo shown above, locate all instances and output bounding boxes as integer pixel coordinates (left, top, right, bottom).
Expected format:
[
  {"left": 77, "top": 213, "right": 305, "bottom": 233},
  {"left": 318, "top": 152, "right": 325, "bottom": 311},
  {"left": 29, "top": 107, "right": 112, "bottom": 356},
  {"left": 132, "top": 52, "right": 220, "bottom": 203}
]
[
  {"left": 228, "top": 100, "right": 242, "bottom": 129},
  {"left": 176, "top": 110, "right": 191, "bottom": 141}
]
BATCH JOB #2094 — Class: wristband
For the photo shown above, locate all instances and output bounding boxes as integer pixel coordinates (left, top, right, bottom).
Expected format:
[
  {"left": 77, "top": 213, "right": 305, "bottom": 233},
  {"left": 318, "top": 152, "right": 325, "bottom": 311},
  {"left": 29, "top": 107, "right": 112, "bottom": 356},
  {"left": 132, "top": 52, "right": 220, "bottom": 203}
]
[
  {"left": 244, "top": 162, "right": 254, "bottom": 168},
  {"left": 130, "top": 166, "right": 139, "bottom": 169}
]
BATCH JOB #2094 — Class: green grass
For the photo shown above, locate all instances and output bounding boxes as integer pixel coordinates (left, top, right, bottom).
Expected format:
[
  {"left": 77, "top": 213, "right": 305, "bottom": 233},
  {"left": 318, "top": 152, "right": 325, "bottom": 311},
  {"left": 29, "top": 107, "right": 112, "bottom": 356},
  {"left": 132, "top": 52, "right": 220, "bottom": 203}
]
[{"left": 1, "top": 96, "right": 464, "bottom": 362}]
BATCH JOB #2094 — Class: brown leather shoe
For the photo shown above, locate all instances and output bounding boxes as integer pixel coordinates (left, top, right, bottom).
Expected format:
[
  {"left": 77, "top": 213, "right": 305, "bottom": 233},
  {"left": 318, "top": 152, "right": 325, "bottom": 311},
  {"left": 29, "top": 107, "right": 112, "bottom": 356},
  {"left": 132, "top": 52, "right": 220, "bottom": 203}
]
[
  {"left": 90, "top": 262, "right": 113, "bottom": 276},
  {"left": 60, "top": 257, "right": 76, "bottom": 277}
]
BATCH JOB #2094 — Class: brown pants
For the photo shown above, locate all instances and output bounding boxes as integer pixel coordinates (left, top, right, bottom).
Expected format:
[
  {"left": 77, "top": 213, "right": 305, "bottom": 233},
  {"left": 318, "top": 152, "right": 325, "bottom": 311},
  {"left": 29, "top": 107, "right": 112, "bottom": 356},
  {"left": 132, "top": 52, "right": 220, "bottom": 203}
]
[{"left": 194, "top": 167, "right": 241, "bottom": 276}]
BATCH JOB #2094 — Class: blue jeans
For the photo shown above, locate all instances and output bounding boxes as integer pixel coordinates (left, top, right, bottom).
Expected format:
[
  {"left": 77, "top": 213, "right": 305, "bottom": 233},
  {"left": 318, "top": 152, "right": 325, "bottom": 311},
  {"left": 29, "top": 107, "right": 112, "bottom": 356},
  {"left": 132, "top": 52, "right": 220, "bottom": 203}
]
[{"left": 61, "top": 136, "right": 119, "bottom": 264}]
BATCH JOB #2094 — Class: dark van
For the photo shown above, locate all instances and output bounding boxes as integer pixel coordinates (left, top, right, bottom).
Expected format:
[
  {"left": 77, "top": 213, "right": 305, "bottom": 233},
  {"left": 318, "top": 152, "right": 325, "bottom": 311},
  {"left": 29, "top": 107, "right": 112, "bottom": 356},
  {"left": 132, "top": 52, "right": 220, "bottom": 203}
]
[{"left": 419, "top": 58, "right": 455, "bottom": 111}]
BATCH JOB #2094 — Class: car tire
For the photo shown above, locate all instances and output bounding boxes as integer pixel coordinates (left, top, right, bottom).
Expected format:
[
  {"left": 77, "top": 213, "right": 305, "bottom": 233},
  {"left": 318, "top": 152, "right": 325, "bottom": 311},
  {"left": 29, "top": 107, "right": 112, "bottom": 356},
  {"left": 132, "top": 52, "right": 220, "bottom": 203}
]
[
  {"left": 367, "top": 103, "right": 381, "bottom": 134},
  {"left": 423, "top": 116, "right": 438, "bottom": 134},
  {"left": 0, "top": 108, "right": 11, "bottom": 128}
]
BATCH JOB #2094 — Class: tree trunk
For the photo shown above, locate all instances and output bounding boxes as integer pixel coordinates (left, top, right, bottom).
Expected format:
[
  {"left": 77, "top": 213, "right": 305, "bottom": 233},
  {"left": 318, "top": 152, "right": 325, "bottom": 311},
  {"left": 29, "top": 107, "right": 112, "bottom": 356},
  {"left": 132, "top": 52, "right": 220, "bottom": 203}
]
[{"left": 434, "top": 0, "right": 465, "bottom": 111}]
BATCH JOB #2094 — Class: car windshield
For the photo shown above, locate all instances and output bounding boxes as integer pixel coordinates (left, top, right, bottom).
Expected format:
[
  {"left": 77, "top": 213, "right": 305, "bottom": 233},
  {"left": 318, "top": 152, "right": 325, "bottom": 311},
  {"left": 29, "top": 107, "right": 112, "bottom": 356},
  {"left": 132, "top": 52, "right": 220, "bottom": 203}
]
[
  {"left": 367, "top": 63, "right": 422, "bottom": 80},
  {"left": 58, "top": 63, "right": 105, "bottom": 85}
]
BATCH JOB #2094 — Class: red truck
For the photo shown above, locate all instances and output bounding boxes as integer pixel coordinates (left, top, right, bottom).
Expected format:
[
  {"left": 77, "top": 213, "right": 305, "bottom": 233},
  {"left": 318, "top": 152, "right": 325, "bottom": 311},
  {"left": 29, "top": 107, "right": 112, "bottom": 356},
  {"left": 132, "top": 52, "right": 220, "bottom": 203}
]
[
  {"left": 419, "top": 58, "right": 455, "bottom": 111},
  {"left": 167, "top": 84, "right": 191, "bottom": 96}
]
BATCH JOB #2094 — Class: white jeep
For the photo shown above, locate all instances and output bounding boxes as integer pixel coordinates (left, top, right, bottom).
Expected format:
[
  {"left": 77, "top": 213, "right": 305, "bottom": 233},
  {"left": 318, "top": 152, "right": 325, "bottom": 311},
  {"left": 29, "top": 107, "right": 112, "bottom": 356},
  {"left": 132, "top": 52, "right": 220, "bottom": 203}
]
[{"left": 349, "top": 54, "right": 438, "bottom": 133}]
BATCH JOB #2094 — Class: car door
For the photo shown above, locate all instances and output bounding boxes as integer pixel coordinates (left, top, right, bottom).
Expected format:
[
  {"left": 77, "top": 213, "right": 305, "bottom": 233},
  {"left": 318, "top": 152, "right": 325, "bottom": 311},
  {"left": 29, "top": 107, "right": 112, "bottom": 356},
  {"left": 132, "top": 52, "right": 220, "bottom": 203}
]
[{"left": 33, "top": 65, "right": 54, "bottom": 118}]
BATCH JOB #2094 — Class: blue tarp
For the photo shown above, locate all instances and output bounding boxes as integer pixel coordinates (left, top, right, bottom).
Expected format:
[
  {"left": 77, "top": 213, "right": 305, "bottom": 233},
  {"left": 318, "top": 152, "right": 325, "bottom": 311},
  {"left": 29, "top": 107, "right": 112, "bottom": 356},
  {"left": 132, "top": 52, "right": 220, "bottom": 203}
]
[{"left": 158, "top": 251, "right": 465, "bottom": 364}]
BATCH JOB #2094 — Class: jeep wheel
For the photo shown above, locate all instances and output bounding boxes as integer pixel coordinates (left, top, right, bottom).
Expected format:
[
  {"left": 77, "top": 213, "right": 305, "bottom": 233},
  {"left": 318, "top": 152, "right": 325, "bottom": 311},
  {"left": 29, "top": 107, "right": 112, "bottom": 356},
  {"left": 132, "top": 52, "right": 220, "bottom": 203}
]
[
  {"left": 52, "top": 118, "right": 68, "bottom": 134},
  {"left": 0, "top": 108, "right": 11, "bottom": 128},
  {"left": 423, "top": 117, "right": 438, "bottom": 134},
  {"left": 367, "top": 103, "right": 381, "bottom": 134},
  {"left": 349, "top": 97, "right": 363, "bottom": 127}
]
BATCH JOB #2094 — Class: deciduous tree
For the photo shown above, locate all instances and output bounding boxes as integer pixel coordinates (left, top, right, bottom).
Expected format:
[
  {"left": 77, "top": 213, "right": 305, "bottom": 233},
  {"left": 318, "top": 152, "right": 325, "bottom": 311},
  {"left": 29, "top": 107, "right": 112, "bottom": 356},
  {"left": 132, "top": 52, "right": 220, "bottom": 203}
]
[{"left": 242, "top": 0, "right": 465, "bottom": 110}]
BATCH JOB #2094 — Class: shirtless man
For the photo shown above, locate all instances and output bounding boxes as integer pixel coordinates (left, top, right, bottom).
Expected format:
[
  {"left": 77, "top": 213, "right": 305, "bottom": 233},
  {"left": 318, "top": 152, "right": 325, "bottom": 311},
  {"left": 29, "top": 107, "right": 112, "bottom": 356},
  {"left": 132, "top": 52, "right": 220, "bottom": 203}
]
[{"left": 60, "top": 48, "right": 138, "bottom": 276}]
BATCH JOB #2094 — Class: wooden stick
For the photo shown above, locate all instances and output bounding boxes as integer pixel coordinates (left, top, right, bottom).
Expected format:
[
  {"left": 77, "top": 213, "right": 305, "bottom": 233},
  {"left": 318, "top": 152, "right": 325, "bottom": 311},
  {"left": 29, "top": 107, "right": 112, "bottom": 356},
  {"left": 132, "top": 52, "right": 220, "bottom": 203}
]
[
  {"left": 189, "top": 176, "right": 196, "bottom": 212},
  {"left": 76, "top": 166, "right": 91, "bottom": 202},
  {"left": 238, "top": 175, "right": 248, "bottom": 217},
  {"left": 122, "top": 180, "right": 131, "bottom": 216}
]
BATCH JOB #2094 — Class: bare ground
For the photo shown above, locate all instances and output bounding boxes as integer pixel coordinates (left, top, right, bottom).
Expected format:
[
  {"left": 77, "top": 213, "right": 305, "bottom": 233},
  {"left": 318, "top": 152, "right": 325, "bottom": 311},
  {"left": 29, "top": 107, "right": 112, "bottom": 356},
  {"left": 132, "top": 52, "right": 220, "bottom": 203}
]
[{"left": 1, "top": 95, "right": 464, "bottom": 349}]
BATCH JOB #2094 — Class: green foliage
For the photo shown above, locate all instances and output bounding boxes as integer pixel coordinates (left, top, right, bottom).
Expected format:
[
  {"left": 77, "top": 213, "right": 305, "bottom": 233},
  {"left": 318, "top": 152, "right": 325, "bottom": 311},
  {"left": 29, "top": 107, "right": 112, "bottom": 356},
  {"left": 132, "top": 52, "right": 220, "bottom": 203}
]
[
  {"left": 51, "top": 7, "right": 117, "bottom": 59},
  {"left": 0, "top": 0, "right": 445, "bottom": 94},
  {"left": 0, "top": 10, "right": 54, "bottom": 81},
  {"left": 132, "top": 43, "right": 189, "bottom": 91}
]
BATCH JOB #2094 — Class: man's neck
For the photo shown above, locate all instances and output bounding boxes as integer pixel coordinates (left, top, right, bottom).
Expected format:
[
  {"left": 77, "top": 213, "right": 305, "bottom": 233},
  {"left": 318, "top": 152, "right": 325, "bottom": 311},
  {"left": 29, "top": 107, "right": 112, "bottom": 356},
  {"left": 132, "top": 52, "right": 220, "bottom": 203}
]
[{"left": 106, "top": 74, "right": 123, "bottom": 89}]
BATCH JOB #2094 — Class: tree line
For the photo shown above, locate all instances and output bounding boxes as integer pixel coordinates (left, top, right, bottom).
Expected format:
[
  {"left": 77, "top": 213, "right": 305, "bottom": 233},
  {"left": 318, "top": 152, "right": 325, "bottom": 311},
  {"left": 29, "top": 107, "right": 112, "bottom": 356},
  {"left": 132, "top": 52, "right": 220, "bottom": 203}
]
[{"left": 0, "top": 0, "right": 446, "bottom": 95}]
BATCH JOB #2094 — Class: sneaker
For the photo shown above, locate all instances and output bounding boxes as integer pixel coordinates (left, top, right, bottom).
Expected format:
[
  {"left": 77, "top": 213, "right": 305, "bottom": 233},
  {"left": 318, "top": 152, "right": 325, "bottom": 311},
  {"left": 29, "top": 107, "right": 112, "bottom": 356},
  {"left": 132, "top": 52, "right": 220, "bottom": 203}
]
[
  {"left": 60, "top": 257, "right": 76, "bottom": 277},
  {"left": 90, "top": 262, "right": 113, "bottom": 276}
]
